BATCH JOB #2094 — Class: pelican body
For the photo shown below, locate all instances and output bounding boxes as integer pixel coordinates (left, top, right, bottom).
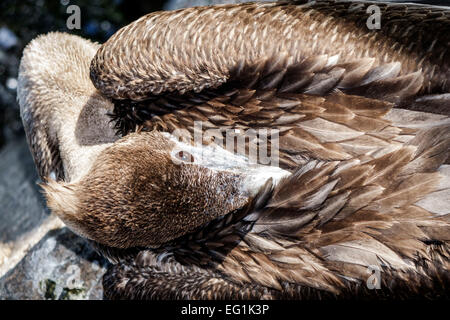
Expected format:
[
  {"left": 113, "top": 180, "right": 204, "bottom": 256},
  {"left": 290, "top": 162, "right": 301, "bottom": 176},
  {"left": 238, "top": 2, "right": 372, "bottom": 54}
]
[{"left": 17, "top": 1, "right": 450, "bottom": 299}]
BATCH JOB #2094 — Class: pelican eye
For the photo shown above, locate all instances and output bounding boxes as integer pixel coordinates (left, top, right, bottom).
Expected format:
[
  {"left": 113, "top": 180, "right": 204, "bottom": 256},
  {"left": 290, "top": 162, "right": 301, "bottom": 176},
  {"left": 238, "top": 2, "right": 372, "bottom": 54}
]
[{"left": 175, "top": 150, "right": 195, "bottom": 163}]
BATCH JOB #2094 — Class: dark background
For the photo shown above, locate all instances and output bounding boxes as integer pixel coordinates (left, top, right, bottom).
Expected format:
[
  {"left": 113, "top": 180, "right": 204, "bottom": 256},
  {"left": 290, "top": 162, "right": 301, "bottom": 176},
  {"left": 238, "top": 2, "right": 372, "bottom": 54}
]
[{"left": 0, "top": 0, "right": 448, "bottom": 151}]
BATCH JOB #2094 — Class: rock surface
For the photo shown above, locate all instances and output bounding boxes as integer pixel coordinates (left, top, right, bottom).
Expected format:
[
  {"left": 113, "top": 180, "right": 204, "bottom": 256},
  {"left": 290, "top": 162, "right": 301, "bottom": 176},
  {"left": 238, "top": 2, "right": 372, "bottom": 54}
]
[
  {"left": 0, "top": 137, "right": 61, "bottom": 277},
  {"left": 0, "top": 138, "right": 109, "bottom": 300},
  {"left": 0, "top": 227, "right": 109, "bottom": 300},
  {"left": 0, "top": 138, "right": 47, "bottom": 246}
]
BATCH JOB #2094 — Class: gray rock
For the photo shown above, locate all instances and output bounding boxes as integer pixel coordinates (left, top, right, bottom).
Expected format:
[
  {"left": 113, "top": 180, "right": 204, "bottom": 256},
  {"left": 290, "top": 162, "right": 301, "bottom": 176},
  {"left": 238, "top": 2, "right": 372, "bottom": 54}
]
[
  {"left": 0, "top": 137, "right": 108, "bottom": 300},
  {"left": 0, "top": 227, "right": 109, "bottom": 300},
  {"left": 0, "top": 137, "right": 48, "bottom": 245},
  {"left": 0, "top": 137, "right": 63, "bottom": 277}
]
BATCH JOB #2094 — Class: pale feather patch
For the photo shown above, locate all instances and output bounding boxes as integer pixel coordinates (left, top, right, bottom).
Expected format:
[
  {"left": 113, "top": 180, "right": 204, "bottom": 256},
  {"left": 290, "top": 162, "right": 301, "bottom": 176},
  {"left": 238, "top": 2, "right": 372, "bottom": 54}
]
[
  {"left": 40, "top": 180, "right": 89, "bottom": 239},
  {"left": 415, "top": 165, "right": 450, "bottom": 216},
  {"left": 163, "top": 132, "right": 291, "bottom": 197}
]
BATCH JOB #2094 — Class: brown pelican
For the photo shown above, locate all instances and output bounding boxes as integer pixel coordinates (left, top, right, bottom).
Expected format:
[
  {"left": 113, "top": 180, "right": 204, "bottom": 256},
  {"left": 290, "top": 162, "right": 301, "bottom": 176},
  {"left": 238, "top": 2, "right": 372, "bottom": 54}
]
[{"left": 17, "top": 1, "right": 449, "bottom": 299}]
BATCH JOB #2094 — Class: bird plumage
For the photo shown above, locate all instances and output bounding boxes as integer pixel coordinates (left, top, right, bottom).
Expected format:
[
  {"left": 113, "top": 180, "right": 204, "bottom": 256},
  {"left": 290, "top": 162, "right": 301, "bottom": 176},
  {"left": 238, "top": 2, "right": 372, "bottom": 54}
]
[{"left": 17, "top": 0, "right": 450, "bottom": 299}]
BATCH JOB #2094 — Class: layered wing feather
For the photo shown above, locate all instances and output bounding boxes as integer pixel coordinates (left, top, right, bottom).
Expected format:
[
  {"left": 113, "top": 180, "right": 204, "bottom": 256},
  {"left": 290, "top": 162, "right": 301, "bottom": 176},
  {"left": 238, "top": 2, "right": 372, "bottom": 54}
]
[
  {"left": 103, "top": 119, "right": 450, "bottom": 299},
  {"left": 90, "top": 0, "right": 449, "bottom": 137},
  {"left": 98, "top": 1, "right": 450, "bottom": 299}
]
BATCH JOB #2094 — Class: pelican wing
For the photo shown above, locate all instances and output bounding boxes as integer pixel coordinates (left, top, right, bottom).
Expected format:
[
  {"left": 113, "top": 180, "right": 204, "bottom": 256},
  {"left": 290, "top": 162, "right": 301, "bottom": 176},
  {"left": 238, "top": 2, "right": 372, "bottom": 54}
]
[
  {"left": 98, "top": 1, "right": 450, "bottom": 299},
  {"left": 146, "top": 88, "right": 407, "bottom": 170},
  {"left": 102, "top": 120, "right": 450, "bottom": 299},
  {"left": 90, "top": 0, "right": 449, "bottom": 138}
]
